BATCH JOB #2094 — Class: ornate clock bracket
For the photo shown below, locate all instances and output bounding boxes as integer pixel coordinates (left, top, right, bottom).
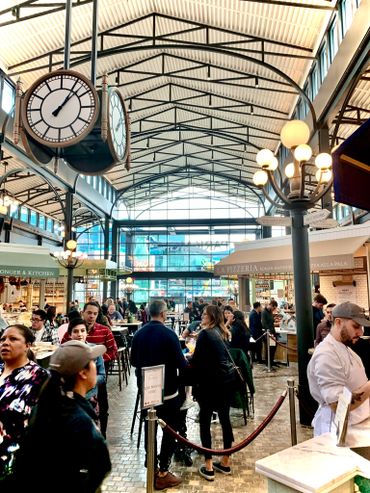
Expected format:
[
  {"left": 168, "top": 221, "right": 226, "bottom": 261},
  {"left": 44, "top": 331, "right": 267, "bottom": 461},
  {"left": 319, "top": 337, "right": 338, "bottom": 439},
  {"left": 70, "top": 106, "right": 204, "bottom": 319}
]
[
  {"left": 101, "top": 73, "right": 108, "bottom": 142},
  {"left": 13, "top": 78, "right": 23, "bottom": 145}
]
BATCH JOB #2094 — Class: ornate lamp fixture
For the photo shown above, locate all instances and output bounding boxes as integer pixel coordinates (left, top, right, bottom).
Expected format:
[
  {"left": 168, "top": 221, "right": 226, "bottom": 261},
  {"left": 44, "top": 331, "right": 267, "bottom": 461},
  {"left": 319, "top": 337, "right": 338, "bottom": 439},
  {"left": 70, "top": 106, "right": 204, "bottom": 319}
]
[
  {"left": 122, "top": 276, "right": 134, "bottom": 295},
  {"left": 51, "top": 239, "right": 87, "bottom": 313},
  {"left": 0, "top": 162, "right": 19, "bottom": 215},
  {"left": 252, "top": 119, "right": 333, "bottom": 426},
  {"left": 122, "top": 276, "right": 140, "bottom": 302},
  {"left": 51, "top": 239, "right": 87, "bottom": 269},
  {"left": 253, "top": 120, "right": 333, "bottom": 206}
]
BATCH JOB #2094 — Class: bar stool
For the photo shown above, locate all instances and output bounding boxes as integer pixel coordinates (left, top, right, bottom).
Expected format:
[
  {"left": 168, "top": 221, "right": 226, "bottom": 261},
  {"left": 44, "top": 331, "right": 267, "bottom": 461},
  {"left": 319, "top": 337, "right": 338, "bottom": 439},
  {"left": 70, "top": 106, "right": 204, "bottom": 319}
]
[
  {"left": 106, "top": 334, "right": 129, "bottom": 391},
  {"left": 119, "top": 329, "right": 131, "bottom": 377},
  {"left": 106, "top": 347, "right": 127, "bottom": 391},
  {"left": 130, "top": 389, "right": 145, "bottom": 448}
]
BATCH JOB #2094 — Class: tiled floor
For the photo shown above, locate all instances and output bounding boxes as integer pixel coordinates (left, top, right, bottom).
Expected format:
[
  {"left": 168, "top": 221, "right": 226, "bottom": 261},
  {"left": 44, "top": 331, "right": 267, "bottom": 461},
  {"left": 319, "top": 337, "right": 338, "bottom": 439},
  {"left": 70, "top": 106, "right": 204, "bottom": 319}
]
[{"left": 102, "top": 363, "right": 313, "bottom": 492}]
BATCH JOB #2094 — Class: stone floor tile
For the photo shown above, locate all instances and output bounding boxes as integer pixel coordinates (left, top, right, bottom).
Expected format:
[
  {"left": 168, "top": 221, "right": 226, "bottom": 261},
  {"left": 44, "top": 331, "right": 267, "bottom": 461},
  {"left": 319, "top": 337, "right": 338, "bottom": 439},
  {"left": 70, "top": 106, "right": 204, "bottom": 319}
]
[{"left": 101, "top": 362, "right": 313, "bottom": 492}]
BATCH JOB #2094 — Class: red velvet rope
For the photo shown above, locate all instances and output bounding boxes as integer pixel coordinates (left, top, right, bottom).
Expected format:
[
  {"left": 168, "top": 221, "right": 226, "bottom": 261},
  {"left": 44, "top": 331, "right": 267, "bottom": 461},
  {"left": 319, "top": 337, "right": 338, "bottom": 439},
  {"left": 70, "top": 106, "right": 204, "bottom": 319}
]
[
  {"left": 274, "top": 338, "right": 297, "bottom": 352},
  {"left": 255, "top": 332, "right": 297, "bottom": 352},
  {"left": 158, "top": 390, "right": 287, "bottom": 455}
]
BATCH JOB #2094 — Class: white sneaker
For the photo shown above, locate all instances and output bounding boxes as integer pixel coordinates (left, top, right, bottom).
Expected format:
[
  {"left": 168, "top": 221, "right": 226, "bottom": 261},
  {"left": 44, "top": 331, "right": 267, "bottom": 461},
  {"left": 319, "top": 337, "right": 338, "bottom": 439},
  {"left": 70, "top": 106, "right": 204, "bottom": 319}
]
[{"left": 180, "top": 398, "right": 195, "bottom": 411}]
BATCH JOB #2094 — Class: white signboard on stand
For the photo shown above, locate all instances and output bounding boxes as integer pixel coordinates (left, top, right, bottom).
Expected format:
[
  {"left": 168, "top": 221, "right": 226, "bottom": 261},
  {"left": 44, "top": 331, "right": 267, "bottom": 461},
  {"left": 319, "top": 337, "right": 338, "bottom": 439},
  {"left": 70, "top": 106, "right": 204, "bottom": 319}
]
[{"left": 141, "top": 365, "right": 165, "bottom": 409}]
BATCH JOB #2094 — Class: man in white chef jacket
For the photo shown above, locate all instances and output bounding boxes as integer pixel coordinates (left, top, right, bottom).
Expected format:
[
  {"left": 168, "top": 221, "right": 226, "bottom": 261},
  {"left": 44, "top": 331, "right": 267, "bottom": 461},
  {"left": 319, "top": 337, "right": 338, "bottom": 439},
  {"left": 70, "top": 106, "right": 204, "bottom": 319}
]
[{"left": 307, "top": 301, "right": 370, "bottom": 436}]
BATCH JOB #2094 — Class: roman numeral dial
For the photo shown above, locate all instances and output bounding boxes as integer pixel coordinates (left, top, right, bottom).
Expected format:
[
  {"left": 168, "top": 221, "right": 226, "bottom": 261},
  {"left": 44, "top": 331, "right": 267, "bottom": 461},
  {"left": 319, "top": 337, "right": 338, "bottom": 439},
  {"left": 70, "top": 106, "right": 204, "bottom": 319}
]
[
  {"left": 22, "top": 69, "right": 99, "bottom": 148},
  {"left": 107, "top": 88, "right": 129, "bottom": 162}
]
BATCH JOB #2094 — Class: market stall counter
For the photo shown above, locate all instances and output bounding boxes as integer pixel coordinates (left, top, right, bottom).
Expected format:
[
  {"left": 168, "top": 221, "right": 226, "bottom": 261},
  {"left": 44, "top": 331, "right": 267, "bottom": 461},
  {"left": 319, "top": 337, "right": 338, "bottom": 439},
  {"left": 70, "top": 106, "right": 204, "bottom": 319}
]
[{"left": 256, "top": 418, "right": 370, "bottom": 493}]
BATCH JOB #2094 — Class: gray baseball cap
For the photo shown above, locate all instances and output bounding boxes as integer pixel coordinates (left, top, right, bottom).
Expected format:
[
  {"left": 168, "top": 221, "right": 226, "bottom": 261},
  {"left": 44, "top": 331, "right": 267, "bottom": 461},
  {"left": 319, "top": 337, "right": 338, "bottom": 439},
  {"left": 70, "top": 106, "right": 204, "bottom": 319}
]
[
  {"left": 49, "top": 340, "right": 106, "bottom": 377},
  {"left": 332, "top": 302, "right": 370, "bottom": 327}
]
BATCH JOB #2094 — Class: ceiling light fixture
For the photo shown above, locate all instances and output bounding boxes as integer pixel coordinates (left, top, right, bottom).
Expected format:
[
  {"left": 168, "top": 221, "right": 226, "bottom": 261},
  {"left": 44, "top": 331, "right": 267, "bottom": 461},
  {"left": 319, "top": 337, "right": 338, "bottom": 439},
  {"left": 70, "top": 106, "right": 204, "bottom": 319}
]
[{"left": 0, "top": 162, "right": 19, "bottom": 215}]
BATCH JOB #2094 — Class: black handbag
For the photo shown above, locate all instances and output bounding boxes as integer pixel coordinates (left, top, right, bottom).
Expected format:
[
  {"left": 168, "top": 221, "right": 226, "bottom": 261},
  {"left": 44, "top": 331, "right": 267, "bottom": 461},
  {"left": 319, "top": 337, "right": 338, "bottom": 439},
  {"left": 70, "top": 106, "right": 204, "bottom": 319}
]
[{"left": 216, "top": 330, "right": 245, "bottom": 390}]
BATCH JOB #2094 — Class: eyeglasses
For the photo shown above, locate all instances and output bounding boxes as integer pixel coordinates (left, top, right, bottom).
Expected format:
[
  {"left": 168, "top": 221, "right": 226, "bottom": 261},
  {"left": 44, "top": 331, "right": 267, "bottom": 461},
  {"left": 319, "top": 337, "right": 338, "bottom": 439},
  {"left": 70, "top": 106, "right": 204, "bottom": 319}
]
[{"left": 31, "top": 318, "right": 42, "bottom": 322}]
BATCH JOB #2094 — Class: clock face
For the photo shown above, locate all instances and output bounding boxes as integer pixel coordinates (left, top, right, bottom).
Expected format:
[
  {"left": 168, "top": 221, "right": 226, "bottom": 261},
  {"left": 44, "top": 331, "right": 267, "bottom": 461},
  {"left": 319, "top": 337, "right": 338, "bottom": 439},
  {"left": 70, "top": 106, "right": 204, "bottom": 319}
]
[
  {"left": 22, "top": 70, "right": 99, "bottom": 148},
  {"left": 108, "top": 88, "right": 129, "bottom": 161}
]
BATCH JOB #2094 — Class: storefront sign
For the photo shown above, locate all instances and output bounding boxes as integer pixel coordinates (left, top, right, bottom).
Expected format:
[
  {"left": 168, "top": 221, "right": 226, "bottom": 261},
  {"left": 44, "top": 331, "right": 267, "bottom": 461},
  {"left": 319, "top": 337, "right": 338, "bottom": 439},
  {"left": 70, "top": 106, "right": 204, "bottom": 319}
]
[
  {"left": 215, "top": 254, "right": 355, "bottom": 276},
  {"left": 0, "top": 266, "right": 59, "bottom": 278}
]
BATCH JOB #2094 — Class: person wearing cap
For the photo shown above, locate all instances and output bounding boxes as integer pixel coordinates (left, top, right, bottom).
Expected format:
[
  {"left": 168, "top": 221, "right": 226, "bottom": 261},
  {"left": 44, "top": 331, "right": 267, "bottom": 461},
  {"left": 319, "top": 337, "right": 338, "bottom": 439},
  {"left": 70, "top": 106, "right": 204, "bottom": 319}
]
[
  {"left": 61, "top": 301, "right": 117, "bottom": 438},
  {"left": 307, "top": 301, "right": 370, "bottom": 436},
  {"left": 67, "top": 317, "right": 106, "bottom": 421},
  {"left": 16, "top": 340, "right": 111, "bottom": 493}
]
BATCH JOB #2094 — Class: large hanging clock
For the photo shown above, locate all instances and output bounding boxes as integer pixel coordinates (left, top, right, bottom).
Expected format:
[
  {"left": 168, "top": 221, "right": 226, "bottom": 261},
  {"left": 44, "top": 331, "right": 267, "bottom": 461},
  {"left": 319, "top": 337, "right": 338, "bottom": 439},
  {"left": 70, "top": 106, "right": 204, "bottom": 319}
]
[
  {"left": 107, "top": 88, "right": 129, "bottom": 162},
  {"left": 21, "top": 69, "right": 99, "bottom": 148}
]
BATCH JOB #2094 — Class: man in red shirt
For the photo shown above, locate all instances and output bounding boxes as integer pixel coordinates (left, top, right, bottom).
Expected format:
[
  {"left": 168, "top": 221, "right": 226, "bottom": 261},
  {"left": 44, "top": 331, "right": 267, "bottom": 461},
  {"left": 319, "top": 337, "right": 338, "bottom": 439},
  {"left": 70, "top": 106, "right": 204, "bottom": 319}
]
[{"left": 62, "top": 301, "right": 117, "bottom": 437}]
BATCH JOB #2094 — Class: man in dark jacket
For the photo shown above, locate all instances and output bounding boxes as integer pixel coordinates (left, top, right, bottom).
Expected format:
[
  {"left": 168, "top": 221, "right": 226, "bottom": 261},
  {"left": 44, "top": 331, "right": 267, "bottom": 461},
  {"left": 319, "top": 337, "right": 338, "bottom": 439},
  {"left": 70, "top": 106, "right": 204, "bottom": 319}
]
[
  {"left": 249, "top": 302, "right": 263, "bottom": 363},
  {"left": 312, "top": 293, "right": 328, "bottom": 341},
  {"left": 261, "top": 300, "right": 278, "bottom": 367},
  {"left": 314, "top": 303, "right": 335, "bottom": 347},
  {"left": 131, "top": 300, "right": 187, "bottom": 490}
]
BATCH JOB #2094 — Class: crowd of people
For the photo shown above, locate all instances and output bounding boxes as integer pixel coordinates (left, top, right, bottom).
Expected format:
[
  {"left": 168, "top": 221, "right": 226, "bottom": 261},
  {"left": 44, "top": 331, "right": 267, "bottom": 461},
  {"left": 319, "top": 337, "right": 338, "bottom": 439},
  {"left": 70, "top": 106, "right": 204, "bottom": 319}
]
[{"left": 1, "top": 292, "right": 370, "bottom": 491}]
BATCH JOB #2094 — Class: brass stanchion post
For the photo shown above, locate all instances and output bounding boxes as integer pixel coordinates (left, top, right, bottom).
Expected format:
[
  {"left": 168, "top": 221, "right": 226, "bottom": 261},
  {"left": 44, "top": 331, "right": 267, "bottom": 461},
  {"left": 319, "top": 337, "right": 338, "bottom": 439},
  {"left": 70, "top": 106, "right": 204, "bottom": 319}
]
[
  {"left": 266, "top": 330, "right": 271, "bottom": 372},
  {"left": 146, "top": 407, "right": 157, "bottom": 493},
  {"left": 287, "top": 379, "right": 297, "bottom": 445}
]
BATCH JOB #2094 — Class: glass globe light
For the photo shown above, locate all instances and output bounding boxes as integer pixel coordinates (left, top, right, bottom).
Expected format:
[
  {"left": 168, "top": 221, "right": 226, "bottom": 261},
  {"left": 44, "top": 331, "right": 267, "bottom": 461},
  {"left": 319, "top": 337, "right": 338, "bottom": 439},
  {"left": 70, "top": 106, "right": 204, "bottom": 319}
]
[
  {"left": 66, "top": 239, "right": 77, "bottom": 251},
  {"left": 280, "top": 120, "right": 310, "bottom": 149},
  {"left": 256, "top": 149, "right": 275, "bottom": 168},
  {"left": 315, "top": 152, "right": 332, "bottom": 169},
  {"left": 126, "top": 276, "right": 133, "bottom": 284},
  {"left": 63, "top": 250, "right": 71, "bottom": 259},
  {"left": 316, "top": 169, "right": 332, "bottom": 183},
  {"left": 284, "top": 162, "right": 295, "bottom": 178},
  {"left": 269, "top": 156, "right": 278, "bottom": 171},
  {"left": 294, "top": 144, "right": 312, "bottom": 162},
  {"left": 253, "top": 170, "right": 268, "bottom": 186},
  {"left": 3, "top": 196, "right": 12, "bottom": 207}
]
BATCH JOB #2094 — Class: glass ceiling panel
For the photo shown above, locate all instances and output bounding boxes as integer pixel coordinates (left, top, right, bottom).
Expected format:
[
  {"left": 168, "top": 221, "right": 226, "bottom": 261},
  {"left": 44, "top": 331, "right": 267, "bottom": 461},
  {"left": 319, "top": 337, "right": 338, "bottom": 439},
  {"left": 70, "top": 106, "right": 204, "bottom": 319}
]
[{"left": 116, "top": 181, "right": 262, "bottom": 221}]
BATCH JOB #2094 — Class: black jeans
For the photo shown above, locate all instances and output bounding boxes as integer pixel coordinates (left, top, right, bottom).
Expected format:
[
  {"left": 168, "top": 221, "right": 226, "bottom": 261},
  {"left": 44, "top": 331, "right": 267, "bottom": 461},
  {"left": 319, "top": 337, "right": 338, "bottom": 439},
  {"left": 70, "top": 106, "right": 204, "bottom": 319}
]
[
  {"left": 251, "top": 339, "right": 263, "bottom": 362},
  {"left": 197, "top": 387, "right": 234, "bottom": 460},
  {"left": 263, "top": 338, "right": 277, "bottom": 366},
  {"left": 144, "top": 395, "right": 181, "bottom": 472}
]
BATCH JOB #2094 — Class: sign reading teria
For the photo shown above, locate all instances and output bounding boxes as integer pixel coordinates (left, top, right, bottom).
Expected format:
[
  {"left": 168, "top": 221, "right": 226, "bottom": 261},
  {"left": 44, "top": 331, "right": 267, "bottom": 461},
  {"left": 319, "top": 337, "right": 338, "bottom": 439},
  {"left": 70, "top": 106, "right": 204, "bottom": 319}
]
[
  {"left": 141, "top": 365, "right": 165, "bottom": 409},
  {"left": 214, "top": 254, "right": 354, "bottom": 276}
]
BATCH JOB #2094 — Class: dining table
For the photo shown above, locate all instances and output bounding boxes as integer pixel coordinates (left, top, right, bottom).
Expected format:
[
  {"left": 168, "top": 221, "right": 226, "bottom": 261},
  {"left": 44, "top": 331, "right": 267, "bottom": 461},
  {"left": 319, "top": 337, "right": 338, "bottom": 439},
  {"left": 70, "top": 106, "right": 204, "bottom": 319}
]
[{"left": 111, "top": 321, "right": 143, "bottom": 335}]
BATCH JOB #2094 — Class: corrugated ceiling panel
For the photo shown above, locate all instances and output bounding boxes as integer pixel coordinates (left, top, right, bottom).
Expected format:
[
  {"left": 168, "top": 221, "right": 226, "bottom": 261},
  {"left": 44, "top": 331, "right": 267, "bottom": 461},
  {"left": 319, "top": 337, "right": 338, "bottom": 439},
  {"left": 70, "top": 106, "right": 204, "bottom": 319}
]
[{"left": 0, "top": 0, "right": 352, "bottom": 212}]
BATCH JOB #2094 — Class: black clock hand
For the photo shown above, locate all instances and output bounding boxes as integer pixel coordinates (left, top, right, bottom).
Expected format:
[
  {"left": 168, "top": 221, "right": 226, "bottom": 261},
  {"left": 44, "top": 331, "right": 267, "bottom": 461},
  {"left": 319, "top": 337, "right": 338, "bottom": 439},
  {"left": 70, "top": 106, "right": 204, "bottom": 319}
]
[
  {"left": 52, "top": 92, "right": 74, "bottom": 117},
  {"left": 115, "top": 118, "right": 123, "bottom": 132}
]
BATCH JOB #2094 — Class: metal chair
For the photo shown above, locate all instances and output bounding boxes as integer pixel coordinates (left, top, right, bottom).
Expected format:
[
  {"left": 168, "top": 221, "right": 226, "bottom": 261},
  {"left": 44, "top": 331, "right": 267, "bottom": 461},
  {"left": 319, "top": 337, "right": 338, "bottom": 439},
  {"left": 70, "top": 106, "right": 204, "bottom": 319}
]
[
  {"left": 130, "top": 389, "right": 145, "bottom": 448},
  {"left": 106, "top": 333, "right": 129, "bottom": 390}
]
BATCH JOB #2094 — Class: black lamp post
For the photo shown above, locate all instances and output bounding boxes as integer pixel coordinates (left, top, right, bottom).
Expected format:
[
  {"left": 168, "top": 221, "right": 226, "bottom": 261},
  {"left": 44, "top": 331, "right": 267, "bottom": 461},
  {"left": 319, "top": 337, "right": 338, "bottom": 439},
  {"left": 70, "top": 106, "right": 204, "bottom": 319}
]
[{"left": 253, "top": 119, "right": 333, "bottom": 425}]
